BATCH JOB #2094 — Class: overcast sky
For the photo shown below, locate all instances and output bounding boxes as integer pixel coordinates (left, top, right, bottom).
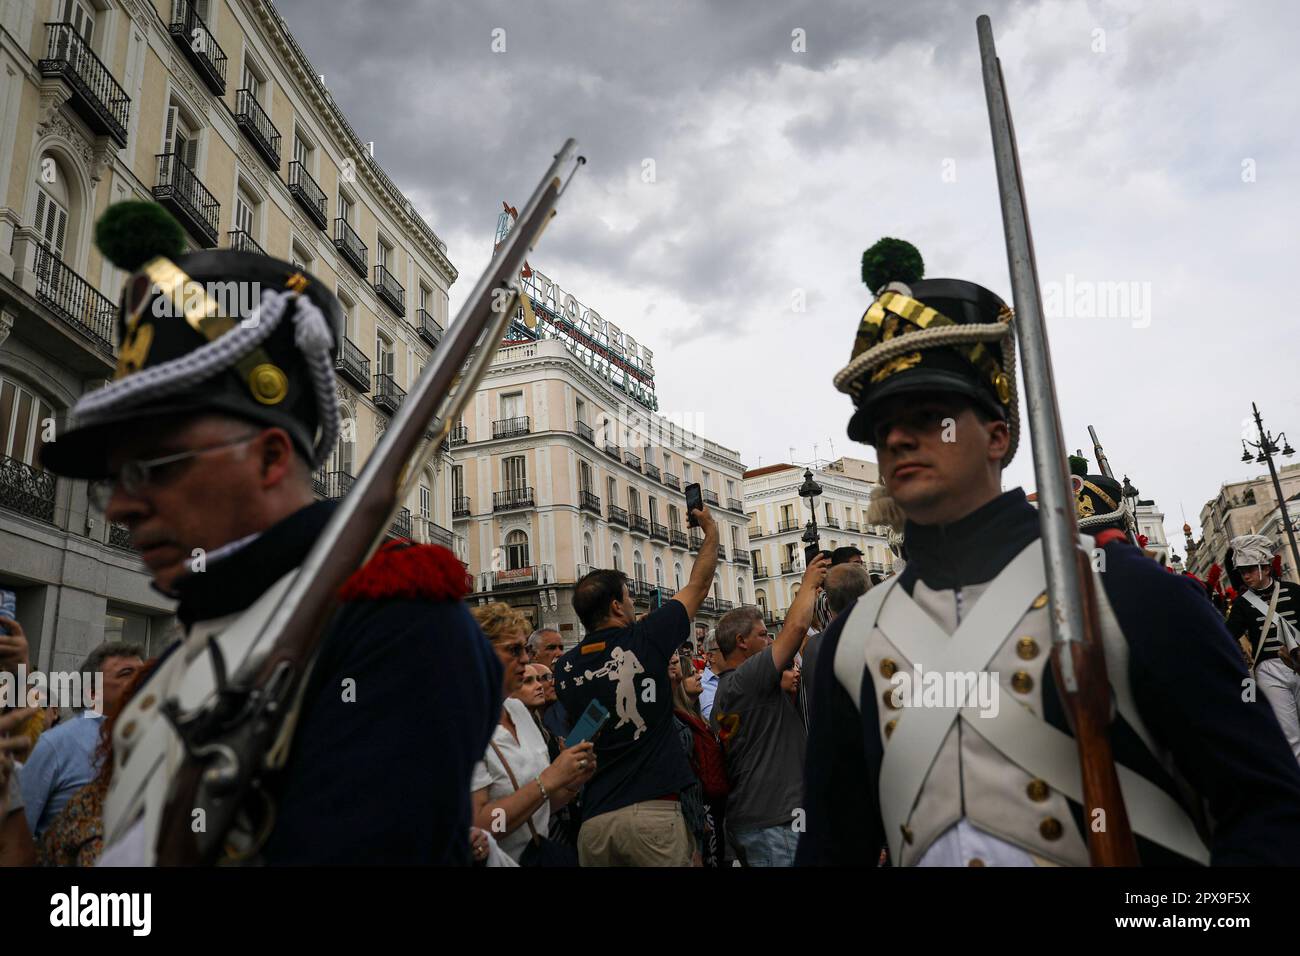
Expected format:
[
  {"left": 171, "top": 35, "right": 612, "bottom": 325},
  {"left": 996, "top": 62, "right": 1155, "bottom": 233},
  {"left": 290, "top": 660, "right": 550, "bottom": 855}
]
[{"left": 276, "top": 0, "right": 1300, "bottom": 557}]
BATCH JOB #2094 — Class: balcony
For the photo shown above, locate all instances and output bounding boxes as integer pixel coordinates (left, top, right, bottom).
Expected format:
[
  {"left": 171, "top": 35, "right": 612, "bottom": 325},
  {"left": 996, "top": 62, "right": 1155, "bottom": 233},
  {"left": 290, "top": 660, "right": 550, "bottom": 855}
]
[
  {"left": 494, "top": 565, "right": 551, "bottom": 589},
  {"left": 334, "top": 336, "right": 370, "bottom": 392},
  {"left": 385, "top": 506, "right": 412, "bottom": 539},
  {"left": 629, "top": 513, "right": 649, "bottom": 536},
  {"left": 234, "top": 88, "right": 280, "bottom": 169},
  {"left": 781, "top": 561, "right": 798, "bottom": 575},
  {"left": 608, "top": 505, "right": 629, "bottom": 527},
  {"left": 753, "top": 564, "right": 770, "bottom": 578},
  {"left": 717, "top": 544, "right": 727, "bottom": 561},
  {"left": 288, "top": 160, "right": 327, "bottom": 230},
  {"left": 701, "top": 597, "right": 716, "bottom": 613},
  {"left": 373, "top": 372, "right": 405, "bottom": 415},
  {"left": 623, "top": 451, "right": 641, "bottom": 471},
  {"left": 373, "top": 263, "right": 405, "bottom": 316},
  {"left": 670, "top": 529, "right": 688, "bottom": 549},
  {"left": 580, "top": 490, "right": 601, "bottom": 515},
  {"left": 493, "top": 487, "right": 535, "bottom": 511},
  {"left": 576, "top": 421, "right": 595, "bottom": 444},
  {"left": 604, "top": 442, "right": 619, "bottom": 460},
  {"left": 453, "top": 496, "right": 471, "bottom": 518},
  {"left": 778, "top": 518, "right": 802, "bottom": 533},
  {"left": 417, "top": 309, "right": 443, "bottom": 348},
  {"left": 824, "top": 518, "right": 841, "bottom": 529},
  {"left": 650, "top": 520, "right": 669, "bottom": 542},
  {"left": 727, "top": 497, "right": 743, "bottom": 512},
  {"left": 108, "top": 523, "right": 135, "bottom": 551},
  {"left": 153, "top": 153, "right": 219, "bottom": 247},
  {"left": 423, "top": 519, "right": 454, "bottom": 548},
  {"left": 716, "top": 599, "right": 735, "bottom": 612},
  {"left": 0, "top": 455, "right": 56, "bottom": 525},
  {"left": 331, "top": 217, "right": 368, "bottom": 278},
  {"left": 167, "top": 0, "right": 227, "bottom": 94},
  {"left": 492, "top": 416, "right": 530, "bottom": 440},
  {"left": 703, "top": 489, "right": 720, "bottom": 507},
  {"left": 449, "top": 424, "right": 468, "bottom": 446},
  {"left": 227, "top": 229, "right": 264, "bottom": 255},
  {"left": 312, "top": 468, "right": 354, "bottom": 500},
  {"left": 689, "top": 531, "right": 703, "bottom": 552},
  {"left": 845, "top": 521, "right": 861, "bottom": 533},
  {"left": 38, "top": 22, "right": 129, "bottom": 147},
  {"left": 749, "top": 525, "right": 765, "bottom": 539},
  {"left": 31, "top": 243, "right": 116, "bottom": 358},
  {"left": 644, "top": 463, "right": 661, "bottom": 482},
  {"left": 734, "top": 551, "right": 751, "bottom": 566},
  {"left": 662, "top": 472, "right": 680, "bottom": 490}
]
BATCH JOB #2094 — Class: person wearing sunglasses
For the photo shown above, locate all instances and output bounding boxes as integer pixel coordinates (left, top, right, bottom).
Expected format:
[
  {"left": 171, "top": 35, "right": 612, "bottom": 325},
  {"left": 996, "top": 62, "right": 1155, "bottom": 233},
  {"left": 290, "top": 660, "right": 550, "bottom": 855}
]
[{"left": 38, "top": 201, "right": 502, "bottom": 867}]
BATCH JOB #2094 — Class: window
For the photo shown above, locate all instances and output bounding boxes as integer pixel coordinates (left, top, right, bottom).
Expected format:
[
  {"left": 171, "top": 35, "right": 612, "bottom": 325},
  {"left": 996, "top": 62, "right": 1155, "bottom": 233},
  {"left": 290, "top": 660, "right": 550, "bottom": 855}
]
[
  {"left": 674, "top": 562, "right": 683, "bottom": 589},
  {"left": 419, "top": 483, "right": 431, "bottom": 520},
  {"left": 702, "top": 469, "right": 711, "bottom": 490},
  {"left": 633, "top": 550, "right": 645, "bottom": 583},
  {"left": 784, "top": 542, "right": 799, "bottom": 564},
  {"left": 649, "top": 495, "right": 659, "bottom": 525},
  {"left": 377, "top": 237, "right": 392, "bottom": 271},
  {"left": 293, "top": 134, "right": 310, "bottom": 173},
  {"left": 575, "top": 397, "right": 586, "bottom": 426},
  {"left": 375, "top": 331, "right": 394, "bottom": 376},
  {"left": 683, "top": 462, "right": 692, "bottom": 482},
  {"left": 726, "top": 479, "right": 736, "bottom": 498},
  {"left": 241, "top": 57, "right": 262, "bottom": 102},
  {"left": 234, "top": 187, "right": 257, "bottom": 240},
  {"left": 583, "top": 532, "right": 593, "bottom": 566},
  {"left": 505, "top": 530, "right": 529, "bottom": 570},
  {"left": 33, "top": 171, "right": 69, "bottom": 279},
  {"left": 737, "top": 580, "right": 745, "bottom": 605},
  {"left": 104, "top": 607, "right": 155, "bottom": 657},
  {"left": 750, "top": 549, "right": 761, "bottom": 567},
  {"left": 164, "top": 104, "right": 199, "bottom": 169},
  {"left": 500, "top": 391, "right": 523, "bottom": 420},
  {"left": 337, "top": 289, "right": 357, "bottom": 339},
  {"left": 328, "top": 404, "right": 354, "bottom": 475},
  {"left": 612, "top": 543, "right": 622, "bottom": 573},
  {"left": 607, "top": 476, "right": 616, "bottom": 506},
  {"left": 668, "top": 505, "right": 680, "bottom": 532},
  {"left": 419, "top": 283, "right": 431, "bottom": 315},
  {"left": 627, "top": 487, "right": 641, "bottom": 517},
  {"left": 579, "top": 460, "right": 593, "bottom": 495},
  {"left": 755, "top": 589, "right": 768, "bottom": 617},
  {"left": 63, "top": 0, "right": 97, "bottom": 47},
  {"left": 654, "top": 557, "right": 664, "bottom": 587},
  {"left": 503, "top": 455, "right": 527, "bottom": 491},
  {"left": 337, "top": 192, "right": 353, "bottom": 225},
  {"left": 780, "top": 503, "right": 794, "bottom": 525},
  {"left": 731, "top": 526, "right": 740, "bottom": 550},
  {"left": 713, "top": 575, "right": 721, "bottom": 600},
  {"left": 291, "top": 239, "right": 313, "bottom": 273},
  {"left": 0, "top": 376, "right": 55, "bottom": 468},
  {"left": 452, "top": 465, "right": 464, "bottom": 502},
  {"left": 825, "top": 502, "right": 834, "bottom": 523}
]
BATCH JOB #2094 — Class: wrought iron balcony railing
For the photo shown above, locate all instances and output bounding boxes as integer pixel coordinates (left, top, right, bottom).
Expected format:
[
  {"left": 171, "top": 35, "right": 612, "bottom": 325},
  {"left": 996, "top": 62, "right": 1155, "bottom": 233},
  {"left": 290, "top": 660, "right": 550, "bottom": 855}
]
[
  {"left": 753, "top": 564, "right": 769, "bottom": 578},
  {"left": 0, "top": 454, "right": 56, "bottom": 525},
  {"left": 334, "top": 335, "right": 369, "bottom": 392},
  {"left": 629, "top": 513, "right": 649, "bottom": 535},
  {"left": 31, "top": 243, "right": 116, "bottom": 357},
  {"left": 781, "top": 561, "right": 798, "bottom": 575},
  {"left": 387, "top": 506, "right": 412, "bottom": 539},
  {"left": 168, "top": 0, "right": 226, "bottom": 93},
  {"left": 662, "top": 472, "right": 680, "bottom": 490},
  {"left": 734, "top": 551, "right": 751, "bottom": 565},
  {"left": 727, "top": 497, "right": 743, "bottom": 512},
  {"left": 312, "top": 468, "right": 354, "bottom": 500},
  {"left": 580, "top": 490, "right": 601, "bottom": 514},
  {"left": 227, "top": 229, "right": 264, "bottom": 255},
  {"left": 234, "top": 88, "right": 280, "bottom": 169},
  {"left": 689, "top": 531, "right": 703, "bottom": 552},
  {"left": 824, "top": 517, "right": 841, "bottom": 529},
  {"left": 608, "top": 505, "right": 629, "bottom": 527},
  {"left": 373, "top": 263, "right": 405, "bottom": 316},
  {"left": 493, "top": 487, "right": 535, "bottom": 511},
  {"left": 424, "top": 519, "right": 454, "bottom": 548},
  {"left": 576, "top": 421, "right": 594, "bottom": 443},
  {"left": 650, "top": 521, "right": 669, "bottom": 542},
  {"left": 373, "top": 372, "right": 405, "bottom": 414},
  {"left": 492, "top": 416, "right": 530, "bottom": 440},
  {"left": 288, "top": 160, "right": 327, "bottom": 230},
  {"left": 153, "top": 152, "right": 219, "bottom": 247},
  {"left": 845, "top": 521, "right": 861, "bottom": 532},
  {"left": 453, "top": 495, "right": 471, "bottom": 518},
  {"left": 417, "top": 309, "right": 443, "bottom": 348},
  {"left": 333, "top": 217, "right": 367, "bottom": 278},
  {"left": 449, "top": 424, "right": 468, "bottom": 446},
  {"left": 644, "top": 463, "right": 661, "bottom": 481},
  {"left": 716, "top": 599, "right": 734, "bottom": 612},
  {"left": 494, "top": 565, "right": 551, "bottom": 589},
  {"left": 777, "top": 518, "right": 802, "bottom": 533},
  {"left": 748, "top": 525, "right": 765, "bottom": 538},
  {"left": 604, "top": 442, "right": 619, "bottom": 459},
  {"left": 623, "top": 451, "right": 641, "bottom": 471},
  {"left": 38, "top": 22, "right": 129, "bottom": 146},
  {"left": 700, "top": 597, "right": 716, "bottom": 612},
  {"left": 703, "top": 489, "right": 720, "bottom": 506},
  {"left": 108, "top": 522, "right": 135, "bottom": 551},
  {"left": 670, "top": 529, "right": 688, "bottom": 548}
]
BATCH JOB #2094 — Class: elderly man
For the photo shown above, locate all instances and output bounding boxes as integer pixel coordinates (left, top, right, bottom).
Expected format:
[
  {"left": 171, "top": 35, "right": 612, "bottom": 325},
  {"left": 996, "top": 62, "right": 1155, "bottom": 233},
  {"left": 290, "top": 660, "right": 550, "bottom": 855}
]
[
  {"left": 1226, "top": 534, "right": 1300, "bottom": 762},
  {"left": 528, "top": 628, "right": 565, "bottom": 669},
  {"left": 39, "top": 201, "right": 501, "bottom": 865}
]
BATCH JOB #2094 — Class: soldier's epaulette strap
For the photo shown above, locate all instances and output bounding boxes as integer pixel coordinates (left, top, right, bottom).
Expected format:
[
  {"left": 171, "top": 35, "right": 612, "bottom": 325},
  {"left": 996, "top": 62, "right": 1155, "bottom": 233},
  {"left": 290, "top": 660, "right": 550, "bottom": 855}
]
[
  {"left": 1091, "top": 529, "right": 1129, "bottom": 548},
  {"left": 337, "top": 540, "right": 470, "bottom": 604}
]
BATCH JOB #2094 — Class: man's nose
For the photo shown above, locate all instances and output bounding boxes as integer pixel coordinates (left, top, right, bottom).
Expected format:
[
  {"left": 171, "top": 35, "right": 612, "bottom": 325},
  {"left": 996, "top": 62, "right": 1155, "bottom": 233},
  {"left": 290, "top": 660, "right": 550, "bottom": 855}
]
[
  {"left": 104, "top": 483, "right": 150, "bottom": 525},
  {"left": 883, "top": 421, "right": 920, "bottom": 453}
]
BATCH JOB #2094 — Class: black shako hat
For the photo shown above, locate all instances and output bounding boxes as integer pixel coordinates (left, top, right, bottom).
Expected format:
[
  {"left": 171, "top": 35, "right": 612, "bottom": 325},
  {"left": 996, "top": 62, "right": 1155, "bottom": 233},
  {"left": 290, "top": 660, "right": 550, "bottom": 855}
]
[
  {"left": 41, "top": 202, "right": 343, "bottom": 479},
  {"left": 833, "top": 238, "right": 1019, "bottom": 465}
]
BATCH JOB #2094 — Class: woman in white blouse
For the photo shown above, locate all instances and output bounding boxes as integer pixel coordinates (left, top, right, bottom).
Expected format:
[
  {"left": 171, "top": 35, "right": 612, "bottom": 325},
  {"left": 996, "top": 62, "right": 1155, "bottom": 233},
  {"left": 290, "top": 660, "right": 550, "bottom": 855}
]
[{"left": 470, "top": 603, "right": 595, "bottom": 864}]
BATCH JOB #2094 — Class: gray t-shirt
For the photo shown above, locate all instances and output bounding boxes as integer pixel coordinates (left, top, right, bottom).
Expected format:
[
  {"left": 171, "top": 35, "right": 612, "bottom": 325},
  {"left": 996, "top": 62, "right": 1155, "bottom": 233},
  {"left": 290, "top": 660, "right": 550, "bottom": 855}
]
[{"left": 710, "top": 648, "right": 806, "bottom": 831}]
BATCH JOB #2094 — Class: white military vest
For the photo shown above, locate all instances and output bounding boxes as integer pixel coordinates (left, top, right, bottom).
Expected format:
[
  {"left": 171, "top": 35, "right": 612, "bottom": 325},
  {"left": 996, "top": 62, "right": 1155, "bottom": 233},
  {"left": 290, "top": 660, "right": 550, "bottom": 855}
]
[
  {"left": 833, "top": 538, "right": 1210, "bottom": 867},
  {"left": 99, "top": 570, "right": 299, "bottom": 866}
]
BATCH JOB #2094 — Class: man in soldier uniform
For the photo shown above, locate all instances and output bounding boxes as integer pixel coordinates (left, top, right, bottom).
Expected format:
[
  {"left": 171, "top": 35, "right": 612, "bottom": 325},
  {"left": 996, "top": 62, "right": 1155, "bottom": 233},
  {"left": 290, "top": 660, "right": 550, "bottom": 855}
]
[
  {"left": 1225, "top": 534, "right": 1300, "bottom": 763},
  {"left": 796, "top": 240, "right": 1300, "bottom": 866},
  {"left": 40, "top": 202, "right": 501, "bottom": 865}
]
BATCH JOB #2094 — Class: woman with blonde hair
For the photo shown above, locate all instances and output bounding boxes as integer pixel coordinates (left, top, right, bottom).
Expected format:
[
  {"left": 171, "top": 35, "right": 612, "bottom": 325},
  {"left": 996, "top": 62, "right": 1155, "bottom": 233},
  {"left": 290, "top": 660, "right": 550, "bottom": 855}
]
[{"left": 469, "top": 603, "right": 595, "bottom": 866}]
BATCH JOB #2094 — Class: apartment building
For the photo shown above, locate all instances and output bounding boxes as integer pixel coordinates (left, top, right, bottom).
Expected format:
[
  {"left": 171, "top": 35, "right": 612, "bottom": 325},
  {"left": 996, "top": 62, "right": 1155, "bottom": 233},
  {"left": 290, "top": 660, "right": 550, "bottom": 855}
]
[
  {"left": 1188, "top": 462, "right": 1300, "bottom": 584},
  {"left": 0, "top": 0, "right": 458, "bottom": 669}
]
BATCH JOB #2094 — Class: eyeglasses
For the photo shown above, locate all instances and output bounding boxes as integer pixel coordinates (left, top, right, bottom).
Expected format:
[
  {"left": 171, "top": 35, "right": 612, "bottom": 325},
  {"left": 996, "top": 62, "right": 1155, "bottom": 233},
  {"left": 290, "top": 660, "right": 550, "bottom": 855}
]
[
  {"left": 88, "top": 433, "right": 261, "bottom": 511},
  {"left": 497, "top": 641, "right": 528, "bottom": 659}
]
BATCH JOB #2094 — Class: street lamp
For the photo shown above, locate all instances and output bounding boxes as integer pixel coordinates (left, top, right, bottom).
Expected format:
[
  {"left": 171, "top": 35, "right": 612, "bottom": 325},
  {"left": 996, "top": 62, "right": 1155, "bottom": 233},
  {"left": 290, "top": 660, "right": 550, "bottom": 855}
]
[
  {"left": 1241, "top": 401, "right": 1300, "bottom": 580},
  {"left": 798, "top": 467, "right": 823, "bottom": 563}
]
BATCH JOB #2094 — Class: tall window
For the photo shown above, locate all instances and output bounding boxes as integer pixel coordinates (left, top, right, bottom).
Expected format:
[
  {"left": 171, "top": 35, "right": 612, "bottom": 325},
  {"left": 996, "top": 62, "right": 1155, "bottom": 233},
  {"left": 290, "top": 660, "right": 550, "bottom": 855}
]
[
  {"left": 607, "top": 476, "right": 616, "bottom": 506},
  {"left": 633, "top": 550, "right": 645, "bottom": 583},
  {"left": 451, "top": 465, "right": 464, "bottom": 502},
  {"left": 0, "top": 376, "right": 55, "bottom": 468},
  {"left": 756, "top": 589, "right": 767, "bottom": 617},
  {"left": 505, "top": 530, "right": 529, "bottom": 570},
  {"left": 500, "top": 392, "right": 523, "bottom": 420},
  {"left": 683, "top": 462, "right": 692, "bottom": 482},
  {"left": 329, "top": 404, "right": 353, "bottom": 475},
  {"left": 241, "top": 60, "right": 260, "bottom": 101},
  {"left": 612, "top": 543, "right": 622, "bottom": 573},
  {"left": 583, "top": 532, "right": 593, "bottom": 566},
  {"left": 825, "top": 502, "right": 834, "bottom": 523},
  {"left": 293, "top": 134, "right": 309, "bottom": 173},
  {"left": 668, "top": 505, "right": 680, "bottom": 532},
  {"left": 674, "top": 563, "right": 683, "bottom": 589},
  {"left": 780, "top": 503, "right": 794, "bottom": 525},
  {"left": 377, "top": 238, "right": 392, "bottom": 271},
  {"left": 338, "top": 193, "right": 353, "bottom": 224},
  {"left": 234, "top": 188, "right": 256, "bottom": 240},
  {"left": 648, "top": 495, "right": 659, "bottom": 525},
  {"left": 164, "top": 105, "right": 198, "bottom": 169},
  {"left": 503, "top": 455, "right": 527, "bottom": 491},
  {"left": 654, "top": 557, "right": 664, "bottom": 587},
  {"left": 579, "top": 460, "right": 593, "bottom": 495},
  {"left": 375, "top": 331, "right": 394, "bottom": 376},
  {"left": 63, "top": 0, "right": 96, "bottom": 46},
  {"left": 731, "top": 526, "right": 740, "bottom": 551},
  {"left": 737, "top": 580, "right": 745, "bottom": 605},
  {"left": 627, "top": 487, "right": 641, "bottom": 517},
  {"left": 726, "top": 479, "right": 736, "bottom": 499},
  {"left": 575, "top": 397, "right": 586, "bottom": 426},
  {"left": 419, "top": 483, "right": 431, "bottom": 520}
]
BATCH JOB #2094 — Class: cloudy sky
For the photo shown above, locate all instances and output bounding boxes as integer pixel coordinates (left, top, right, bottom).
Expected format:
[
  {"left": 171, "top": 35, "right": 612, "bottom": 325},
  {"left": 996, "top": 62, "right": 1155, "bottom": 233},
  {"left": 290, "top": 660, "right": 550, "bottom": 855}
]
[{"left": 276, "top": 0, "right": 1300, "bottom": 555}]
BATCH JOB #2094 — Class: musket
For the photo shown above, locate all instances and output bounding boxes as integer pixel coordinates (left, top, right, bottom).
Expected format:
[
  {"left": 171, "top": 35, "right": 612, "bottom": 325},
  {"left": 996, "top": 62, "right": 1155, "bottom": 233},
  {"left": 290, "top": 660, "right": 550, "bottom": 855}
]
[
  {"left": 1088, "top": 424, "right": 1142, "bottom": 547},
  {"left": 977, "top": 17, "right": 1139, "bottom": 865},
  {"left": 153, "top": 141, "right": 586, "bottom": 865}
]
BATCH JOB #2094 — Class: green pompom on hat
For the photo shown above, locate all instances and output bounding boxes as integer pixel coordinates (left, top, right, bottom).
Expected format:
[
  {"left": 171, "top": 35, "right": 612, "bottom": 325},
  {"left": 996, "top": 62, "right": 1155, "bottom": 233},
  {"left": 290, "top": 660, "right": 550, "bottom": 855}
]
[
  {"left": 861, "top": 237, "right": 924, "bottom": 294},
  {"left": 94, "top": 200, "right": 186, "bottom": 272},
  {"left": 1069, "top": 454, "right": 1090, "bottom": 478}
]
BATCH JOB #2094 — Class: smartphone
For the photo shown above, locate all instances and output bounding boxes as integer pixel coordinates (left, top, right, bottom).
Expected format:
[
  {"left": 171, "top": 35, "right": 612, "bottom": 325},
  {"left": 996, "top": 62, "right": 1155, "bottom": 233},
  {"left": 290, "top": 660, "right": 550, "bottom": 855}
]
[
  {"left": 804, "top": 543, "right": 829, "bottom": 567},
  {"left": 0, "top": 589, "right": 15, "bottom": 633},
  {"left": 566, "top": 698, "right": 611, "bottom": 747},
  {"left": 684, "top": 482, "right": 703, "bottom": 528}
]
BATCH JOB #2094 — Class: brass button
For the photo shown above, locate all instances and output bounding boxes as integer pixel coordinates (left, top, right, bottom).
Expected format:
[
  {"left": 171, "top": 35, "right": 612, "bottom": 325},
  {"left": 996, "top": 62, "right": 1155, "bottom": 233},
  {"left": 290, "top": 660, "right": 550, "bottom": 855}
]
[
  {"left": 968, "top": 857, "right": 986, "bottom": 867},
  {"left": 900, "top": 824, "right": 914, "bottom": 845},
  {"left": 139, "top": 694, "right": 156, "bottom": 710},
  {"left": 1031, "top": 592, "right": 1048, "bottom": 610},
  {"left": 1016, "top": 637, "right": 1039, "bottom": 660},
  {"left": 1026, "top": 778, "right": 1050, "bottom": 802},
  {"left": 121, "top": 719, "right": 137, "bottom": 738},
  {"left": 879, "top": 658, "right": 898, "bottom": 679},
  {"left": 882, "top": 688, "right": 902, "bottom": 710},
  {"left": 1040, "top": 817, "right": 1064, "bottom": 841},
  {"left": 884, "top": 718, "right": 898, "bottom": 739},
  {"left": 1011, "top": 670, "right": 1034, "bottom": 694}
]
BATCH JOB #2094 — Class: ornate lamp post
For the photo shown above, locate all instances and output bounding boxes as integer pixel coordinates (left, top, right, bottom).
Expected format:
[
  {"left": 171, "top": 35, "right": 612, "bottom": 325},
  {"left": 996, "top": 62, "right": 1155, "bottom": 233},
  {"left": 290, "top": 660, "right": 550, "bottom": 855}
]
[
  {"left": 1241, "top": 401, "right": 1299, "bottom": 579},
  {"left": 798, "top": 467, "right": 823, "bottom": 565}
]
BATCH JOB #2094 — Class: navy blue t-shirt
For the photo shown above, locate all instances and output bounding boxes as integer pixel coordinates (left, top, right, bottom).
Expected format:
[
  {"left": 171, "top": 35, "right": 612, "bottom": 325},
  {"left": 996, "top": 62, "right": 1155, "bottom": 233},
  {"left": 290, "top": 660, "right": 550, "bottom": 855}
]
[{"left": 555, "top": 600, "right": 695, "bottom": 819}]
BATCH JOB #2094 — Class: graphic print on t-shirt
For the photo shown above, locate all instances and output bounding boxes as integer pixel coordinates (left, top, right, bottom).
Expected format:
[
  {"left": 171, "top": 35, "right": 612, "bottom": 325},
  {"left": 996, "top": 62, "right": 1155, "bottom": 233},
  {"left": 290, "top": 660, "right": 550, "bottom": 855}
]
[{"left": 576, "top": 647, "right": 648, "bottom": 739}]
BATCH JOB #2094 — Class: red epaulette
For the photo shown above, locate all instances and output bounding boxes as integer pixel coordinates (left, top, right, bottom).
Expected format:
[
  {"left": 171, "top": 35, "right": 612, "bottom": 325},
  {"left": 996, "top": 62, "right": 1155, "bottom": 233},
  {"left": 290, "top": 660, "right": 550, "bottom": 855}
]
[
  {"left": 1092, "top": 529, "right": 1129, "bottom": 548},
  {"left": 338, "top": 539, "right": 470, "bottom": 603}
]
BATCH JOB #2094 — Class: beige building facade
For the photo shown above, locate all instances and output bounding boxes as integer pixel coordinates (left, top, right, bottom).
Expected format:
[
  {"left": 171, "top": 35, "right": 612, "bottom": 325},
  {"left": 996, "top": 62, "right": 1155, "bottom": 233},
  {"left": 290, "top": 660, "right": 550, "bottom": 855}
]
[
  {"left": 1187, "top": 462, "right": 1300, "bottom": 584},
  {"left": 452, "top": 338, "right": 751, "bottom": 645},
  {"left": 0, "top": 0, "right": 459, "bottom": 669},
  {"left": 744, "top": 456, "right": 890, "bottom": 624}
]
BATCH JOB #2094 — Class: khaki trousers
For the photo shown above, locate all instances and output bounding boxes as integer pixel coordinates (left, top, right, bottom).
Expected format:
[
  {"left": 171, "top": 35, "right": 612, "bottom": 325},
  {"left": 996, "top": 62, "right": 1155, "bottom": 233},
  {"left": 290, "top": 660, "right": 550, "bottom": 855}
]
[{"left": 578, "top": 799, "right": 693, "bottom": 867}]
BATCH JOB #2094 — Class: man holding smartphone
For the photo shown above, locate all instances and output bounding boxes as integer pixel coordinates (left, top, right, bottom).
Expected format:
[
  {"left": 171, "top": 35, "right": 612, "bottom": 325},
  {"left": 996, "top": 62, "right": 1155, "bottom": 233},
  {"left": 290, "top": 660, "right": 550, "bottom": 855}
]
[{"left": 556, "top": 502, "right": 719, "bottom": 866}]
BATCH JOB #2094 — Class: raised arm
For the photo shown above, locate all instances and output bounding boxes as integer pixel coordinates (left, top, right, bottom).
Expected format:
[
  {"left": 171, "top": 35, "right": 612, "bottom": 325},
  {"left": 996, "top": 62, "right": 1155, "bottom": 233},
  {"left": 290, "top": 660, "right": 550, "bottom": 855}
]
[
  {"left": 772, "top": 554, "right": 829, "bottom": 672},
  {"left": 672, "top": 505, "right": 720, "bottom": 618}
]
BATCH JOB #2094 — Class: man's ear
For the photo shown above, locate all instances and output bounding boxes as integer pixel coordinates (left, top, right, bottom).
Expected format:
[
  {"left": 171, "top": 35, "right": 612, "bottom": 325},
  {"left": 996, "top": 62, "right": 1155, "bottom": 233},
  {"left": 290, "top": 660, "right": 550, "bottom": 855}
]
[
  {"left": 986, "top": 417, "right": 1011, "bottom": 463},
  {"left": 258, "top": 428, "right": 297, "bottom": 487}
]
